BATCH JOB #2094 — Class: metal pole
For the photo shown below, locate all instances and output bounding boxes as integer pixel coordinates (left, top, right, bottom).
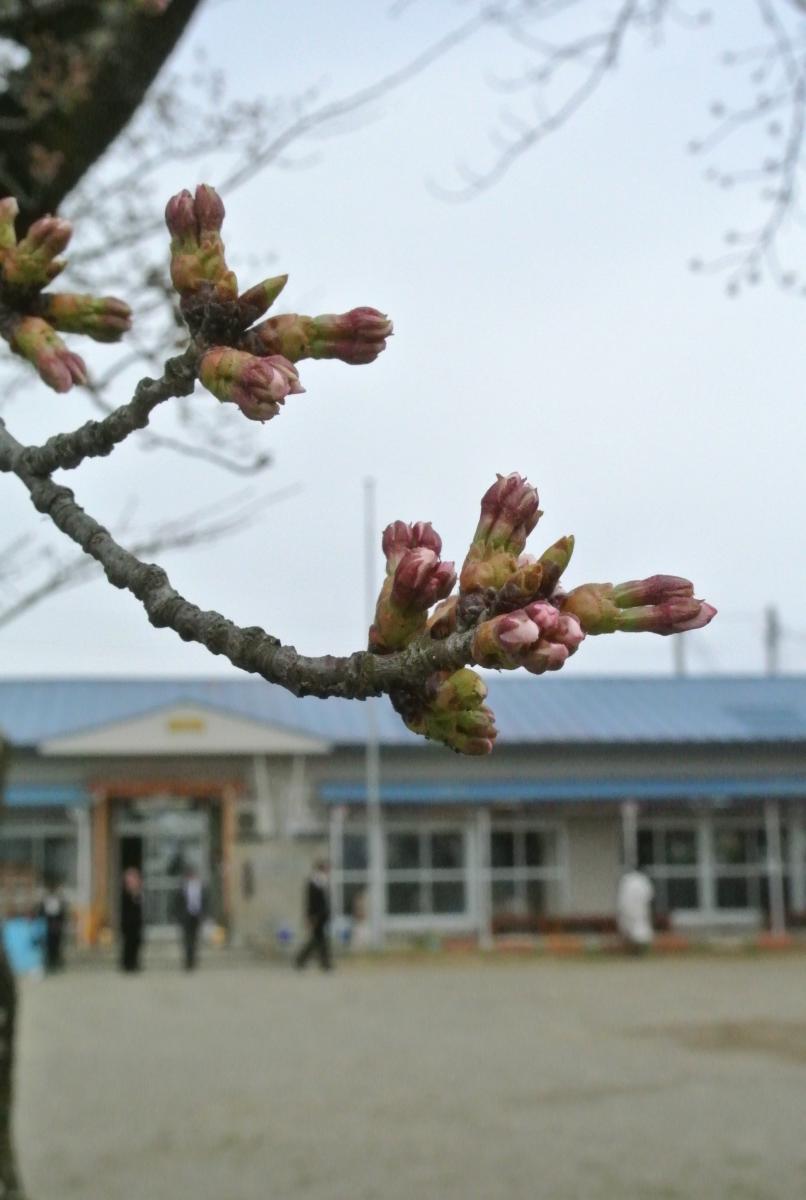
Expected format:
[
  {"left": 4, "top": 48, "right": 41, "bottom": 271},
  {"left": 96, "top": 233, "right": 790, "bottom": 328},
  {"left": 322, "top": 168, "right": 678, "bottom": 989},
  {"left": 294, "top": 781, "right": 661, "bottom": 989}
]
[
  {"left": 764, "top": 798, "right": 786, "bottom": 937},
  {"left": 620, "top": 800, "right": 639, "bottom": 870},
  {"left": 764, "top": 606, "right": 781, "bottom": 677},
  {"left": 364, "top": 478, "right": 384, "bottom": 949},
  {"left": 672, "top": 634, "right": 686, "bottom": 677}
]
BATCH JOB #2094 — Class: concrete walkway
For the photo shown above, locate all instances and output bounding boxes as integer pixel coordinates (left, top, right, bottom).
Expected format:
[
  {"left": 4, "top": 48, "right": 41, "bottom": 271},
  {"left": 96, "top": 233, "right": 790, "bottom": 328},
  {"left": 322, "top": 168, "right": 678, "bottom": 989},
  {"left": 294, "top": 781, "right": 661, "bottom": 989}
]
[{"left": 16, "top": 957, "right": 806, "bottom": 1199}]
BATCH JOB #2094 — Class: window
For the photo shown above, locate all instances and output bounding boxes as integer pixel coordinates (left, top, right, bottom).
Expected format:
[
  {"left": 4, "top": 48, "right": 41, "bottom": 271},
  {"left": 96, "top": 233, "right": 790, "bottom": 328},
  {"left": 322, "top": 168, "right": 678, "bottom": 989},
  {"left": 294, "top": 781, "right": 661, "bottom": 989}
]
[
  {"left": 332, "top": 824, "right": 468, "bottom": 921},
  {"left": 385, "top": 827, "right": 466, "bottom": 917},
  {"left": 489, "top": 823, "right": 564, "bottom": 917},
  {"left": 636, "top": 821, "right": 700, "bottom": 912},
  {"left": 334, "top": 829, "right": 369, "bottom": 920},
  {"left": 712, "top": 819, "right": 789, "bottom": 912},
  {"left": 0, "top": 822, "right": 78, "bottom": 916}
]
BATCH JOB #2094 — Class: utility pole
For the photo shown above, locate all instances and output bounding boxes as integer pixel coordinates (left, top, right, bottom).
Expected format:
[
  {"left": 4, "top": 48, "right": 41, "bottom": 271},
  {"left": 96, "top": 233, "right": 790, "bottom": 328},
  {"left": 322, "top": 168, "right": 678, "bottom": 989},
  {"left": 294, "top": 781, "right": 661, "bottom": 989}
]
[
  {"left": 764, "top": 606, "right": 781, "bottom": 677},
  {"left": 363, "top": 478, "right": 384, "bottom": 950},
  {"left": 672, "top": 634, "right": 686, "bottom": 677}
]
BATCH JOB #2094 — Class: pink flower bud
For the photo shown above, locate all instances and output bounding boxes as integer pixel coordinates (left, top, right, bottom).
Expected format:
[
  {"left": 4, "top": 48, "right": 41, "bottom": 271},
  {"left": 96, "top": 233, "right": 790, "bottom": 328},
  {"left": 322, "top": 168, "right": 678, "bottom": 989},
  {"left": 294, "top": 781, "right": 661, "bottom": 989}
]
[
  {"left": 554, "top": 612, "right": 585, "bottom": 651},
  {"left": 496, "top": 612, "right": 542, "bottom": 653},
  {"left": 310, "top": 307, "right": 393, "bottom": 364},
  {"left": 563, "top": 582, "right": 716, "bottom": 637},
  {"left": 473, "top": 600, "right": 580, "bottom": 674},
  {"left": 391, "top": 548, "right": 456, "bottom": 609},
  {"left": 194, "top": 184, "right": 225, "bottom": 235},
  {"left": 617, "top": 599, "right": 717, "bottom": 635},
  {"left": 522, "top": 600, "right": 561, "bottom": 635},
  {"left": 523, "top": 641, "right": 570, "bottom": 675},
  {"left": 382, "top": 520, "right": 442, "bottom": 571},
  {"left": 199, "top": 348, "right": 304, "bottom": 422},
  {"left": 612, "top": 575, "right": 694, "bottom": 608},
  {"left": 165, "top": 190, "right": 196, "bottom": 242},
  {"left": 475, "top": 472, "right": 541, "bottom": 551},
  {"left": 10, "top": 316, "right": 87, "bottom": 392}
]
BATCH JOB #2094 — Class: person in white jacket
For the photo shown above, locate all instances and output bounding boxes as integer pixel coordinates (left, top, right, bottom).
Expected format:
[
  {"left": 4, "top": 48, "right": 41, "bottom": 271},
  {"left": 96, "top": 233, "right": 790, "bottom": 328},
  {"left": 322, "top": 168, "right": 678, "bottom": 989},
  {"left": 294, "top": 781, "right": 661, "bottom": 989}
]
[{"left": 616, "top": 868, "right": 655, "bottom": 953}]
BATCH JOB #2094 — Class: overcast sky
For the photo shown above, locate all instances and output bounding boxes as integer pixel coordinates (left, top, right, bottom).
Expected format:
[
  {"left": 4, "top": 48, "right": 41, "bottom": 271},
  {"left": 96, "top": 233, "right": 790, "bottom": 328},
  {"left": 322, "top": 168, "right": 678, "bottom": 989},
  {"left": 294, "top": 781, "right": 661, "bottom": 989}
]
[{"left": 1, "top": 0, "right": 805, "bottom": 680}]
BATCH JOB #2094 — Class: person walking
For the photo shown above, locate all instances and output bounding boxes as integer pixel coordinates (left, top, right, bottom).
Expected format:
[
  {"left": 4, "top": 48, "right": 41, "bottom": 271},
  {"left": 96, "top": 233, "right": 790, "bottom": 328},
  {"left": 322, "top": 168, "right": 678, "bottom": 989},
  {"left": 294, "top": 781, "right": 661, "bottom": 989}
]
[
  {"left": 119, "top": 867, "right": 144, "bottom": 973},
  {"left": 176, "top": 866, "right": 205, "bottom": 971},
  {"left": 294, "top": 859, "right": 332, "bottom": 971},
  {"left": 38, "top": 881, "right": 68, "bottom": 972}
]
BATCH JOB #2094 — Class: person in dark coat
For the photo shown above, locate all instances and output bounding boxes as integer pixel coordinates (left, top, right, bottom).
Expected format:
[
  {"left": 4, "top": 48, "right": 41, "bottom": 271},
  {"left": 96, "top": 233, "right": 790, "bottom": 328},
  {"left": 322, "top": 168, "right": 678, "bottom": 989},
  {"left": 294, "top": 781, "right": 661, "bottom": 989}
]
[
  {"left": 119, "top": 867, "right": 144, "bottom": 973},
  {"left": 38, "top": 882, "right": 69, "bottom": 972},
  {"left": 175, "top": 866, "right": 205, "bottom": 971},
  {"left": 295, "top": 859, "right": 332, "bottom": 971}
]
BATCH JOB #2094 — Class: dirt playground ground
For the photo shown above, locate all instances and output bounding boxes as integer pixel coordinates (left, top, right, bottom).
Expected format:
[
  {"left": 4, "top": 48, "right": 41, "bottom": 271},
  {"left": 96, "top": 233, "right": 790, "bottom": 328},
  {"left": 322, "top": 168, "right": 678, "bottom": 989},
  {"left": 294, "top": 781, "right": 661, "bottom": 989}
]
[{"left": 15, "top": 955, "right": 806, "bottom": 1200}]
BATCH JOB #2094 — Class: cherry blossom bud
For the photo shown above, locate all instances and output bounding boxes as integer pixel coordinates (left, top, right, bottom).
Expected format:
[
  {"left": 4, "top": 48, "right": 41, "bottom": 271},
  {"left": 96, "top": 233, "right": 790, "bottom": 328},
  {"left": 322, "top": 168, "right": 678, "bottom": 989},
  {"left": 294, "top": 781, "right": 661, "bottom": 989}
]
[
  {"left": 38, "top": 294, "right": 132, "bottom": 342},
  {"left": 461, "top": 473, "right": 541, "bottom": 595},
  {"left": 391, "top": 548, "right": 456, "bottom": 609},
  {"left": 612, "top": 575, "right": 694, "bottom": 608},
  {"left": 199, "top": 347, "right": 303, "bottom": 422},
  {"left": 2, "top": 216, "right": 72, "bottom": 289},
  {"left": 382, "top": 520, "right": 442, "bottom": 572},
  {"left": 370, "top": 542, "right": 456, "bottom": 654},
  {"left": 237, "top": 275, "right": 288, "bottom": 327},
  {"left": 0, "top": 197, "right": 18, "bottom": 252},
  {"left": 165, "top": 190, "right": 196, "bottom": 243},
  {"left": 472, "top": 600, "right": 582, "bottom": 674},
  {"left": 309, "top": 307, "right": 393, "bottom": 364},
  {"left": 10, "top": 316, "right": 87, "bottom": 392},
  {"left": 562, "top": 581, "right": 716, "bottom": 637},
  {"left": 241, "top": 307, "right": 393, "bottom": 365},
  {"left": 616, "top": 599, "right": 718, "bottom": 635},
  {"left": 134, "top": 0, "right": 172, "bottom": 12},
  {"left": 194, "top": 184, "right": 225, "bottom": 235},
  {"left": 474, "top": 473, "right": 541, "bottom": 552},
  {"left": 165, "top": 185, "right": 238, "bottom": 309}
]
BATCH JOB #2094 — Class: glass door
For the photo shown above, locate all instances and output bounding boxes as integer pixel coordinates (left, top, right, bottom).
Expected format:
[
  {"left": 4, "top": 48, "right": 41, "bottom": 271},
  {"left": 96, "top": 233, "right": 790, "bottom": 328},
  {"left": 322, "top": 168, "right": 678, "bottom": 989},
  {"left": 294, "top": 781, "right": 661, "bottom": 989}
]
[{"left": 116, "top": 805, "right": 210, "bottom": 930}]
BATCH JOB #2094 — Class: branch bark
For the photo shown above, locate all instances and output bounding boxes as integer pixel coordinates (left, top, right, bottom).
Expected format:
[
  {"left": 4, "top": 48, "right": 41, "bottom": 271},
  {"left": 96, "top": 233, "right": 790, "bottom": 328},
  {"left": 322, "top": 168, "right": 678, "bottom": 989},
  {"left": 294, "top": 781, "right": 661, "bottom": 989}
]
[
  {"left": 0, "top": 418, "right": 475, "bottom": 698},
  {"left": 16, "top": 347, "right": 199, "bottom": 474}
]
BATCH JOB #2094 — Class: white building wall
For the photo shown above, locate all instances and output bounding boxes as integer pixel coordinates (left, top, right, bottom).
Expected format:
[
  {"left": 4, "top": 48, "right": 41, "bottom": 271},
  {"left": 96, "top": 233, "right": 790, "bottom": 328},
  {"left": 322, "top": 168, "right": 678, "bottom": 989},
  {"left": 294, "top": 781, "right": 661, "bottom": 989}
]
[{"left": 565, "top": 814, "right": 622, "bottom": 914}]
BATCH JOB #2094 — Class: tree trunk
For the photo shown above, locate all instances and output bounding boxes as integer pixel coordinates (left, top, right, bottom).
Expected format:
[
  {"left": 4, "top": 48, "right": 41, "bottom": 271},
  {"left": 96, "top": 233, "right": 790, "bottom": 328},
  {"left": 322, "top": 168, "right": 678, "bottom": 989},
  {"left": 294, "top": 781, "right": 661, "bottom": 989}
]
[{"left": 0, "top": 936, "right": 25, "bottom": 1200}]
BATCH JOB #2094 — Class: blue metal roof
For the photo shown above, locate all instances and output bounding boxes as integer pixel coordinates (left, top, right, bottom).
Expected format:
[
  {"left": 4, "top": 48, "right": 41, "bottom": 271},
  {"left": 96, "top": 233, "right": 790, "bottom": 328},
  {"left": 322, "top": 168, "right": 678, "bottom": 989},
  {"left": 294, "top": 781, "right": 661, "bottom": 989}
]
[
  {"left": 5, "top": 784, "right": 87, "bottom": 808},
  {"left": 320, "top": 776, "right": 806, "bottom": 806},
  {"left": 0, "top": 675, "right": 804, "bottom": 747}
]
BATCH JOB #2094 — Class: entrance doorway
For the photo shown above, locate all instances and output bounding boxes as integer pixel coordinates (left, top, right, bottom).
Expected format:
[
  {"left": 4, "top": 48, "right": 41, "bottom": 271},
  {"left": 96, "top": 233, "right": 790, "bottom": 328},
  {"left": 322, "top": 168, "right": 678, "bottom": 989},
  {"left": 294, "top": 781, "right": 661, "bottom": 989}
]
[{"left": 115, "top": 806, "right": 210, "bottom": 930}]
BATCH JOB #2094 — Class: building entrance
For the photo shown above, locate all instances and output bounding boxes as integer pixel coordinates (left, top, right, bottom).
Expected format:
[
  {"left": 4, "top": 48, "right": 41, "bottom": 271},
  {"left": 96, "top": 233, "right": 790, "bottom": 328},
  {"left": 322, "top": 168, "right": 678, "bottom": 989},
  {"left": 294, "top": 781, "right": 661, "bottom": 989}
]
[{"left": 115, "top": 805, "right": 210, "bottom": 929}]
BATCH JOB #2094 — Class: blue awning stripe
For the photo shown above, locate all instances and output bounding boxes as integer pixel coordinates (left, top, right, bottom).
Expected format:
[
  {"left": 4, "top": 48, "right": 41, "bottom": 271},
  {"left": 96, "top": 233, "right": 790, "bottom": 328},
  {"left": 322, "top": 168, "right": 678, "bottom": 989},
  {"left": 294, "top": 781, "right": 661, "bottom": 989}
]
[
  {"left": 4, "top": 784, "right": 87, "bottom": 808},
  {"left": 320, "top": 777, "right": 806, "bottom": 805}
]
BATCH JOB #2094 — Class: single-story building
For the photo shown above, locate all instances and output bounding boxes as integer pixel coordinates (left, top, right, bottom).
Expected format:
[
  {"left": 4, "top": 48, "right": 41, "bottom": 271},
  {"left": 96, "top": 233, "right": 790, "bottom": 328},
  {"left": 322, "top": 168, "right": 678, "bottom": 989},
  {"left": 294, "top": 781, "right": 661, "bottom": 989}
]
[{"left": 0, "top": 675, "right": 805, "bottom": 946}]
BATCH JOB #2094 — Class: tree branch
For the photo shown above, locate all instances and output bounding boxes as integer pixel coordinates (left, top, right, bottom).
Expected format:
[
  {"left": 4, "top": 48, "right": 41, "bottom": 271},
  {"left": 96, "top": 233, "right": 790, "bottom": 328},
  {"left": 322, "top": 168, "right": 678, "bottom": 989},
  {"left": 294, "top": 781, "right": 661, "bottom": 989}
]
[
  {"left": 16, "top": 347, "right": 199, "bottom": 473},
  {"left": 0, "top": 418, "right": 476, "bottom": 698}
]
